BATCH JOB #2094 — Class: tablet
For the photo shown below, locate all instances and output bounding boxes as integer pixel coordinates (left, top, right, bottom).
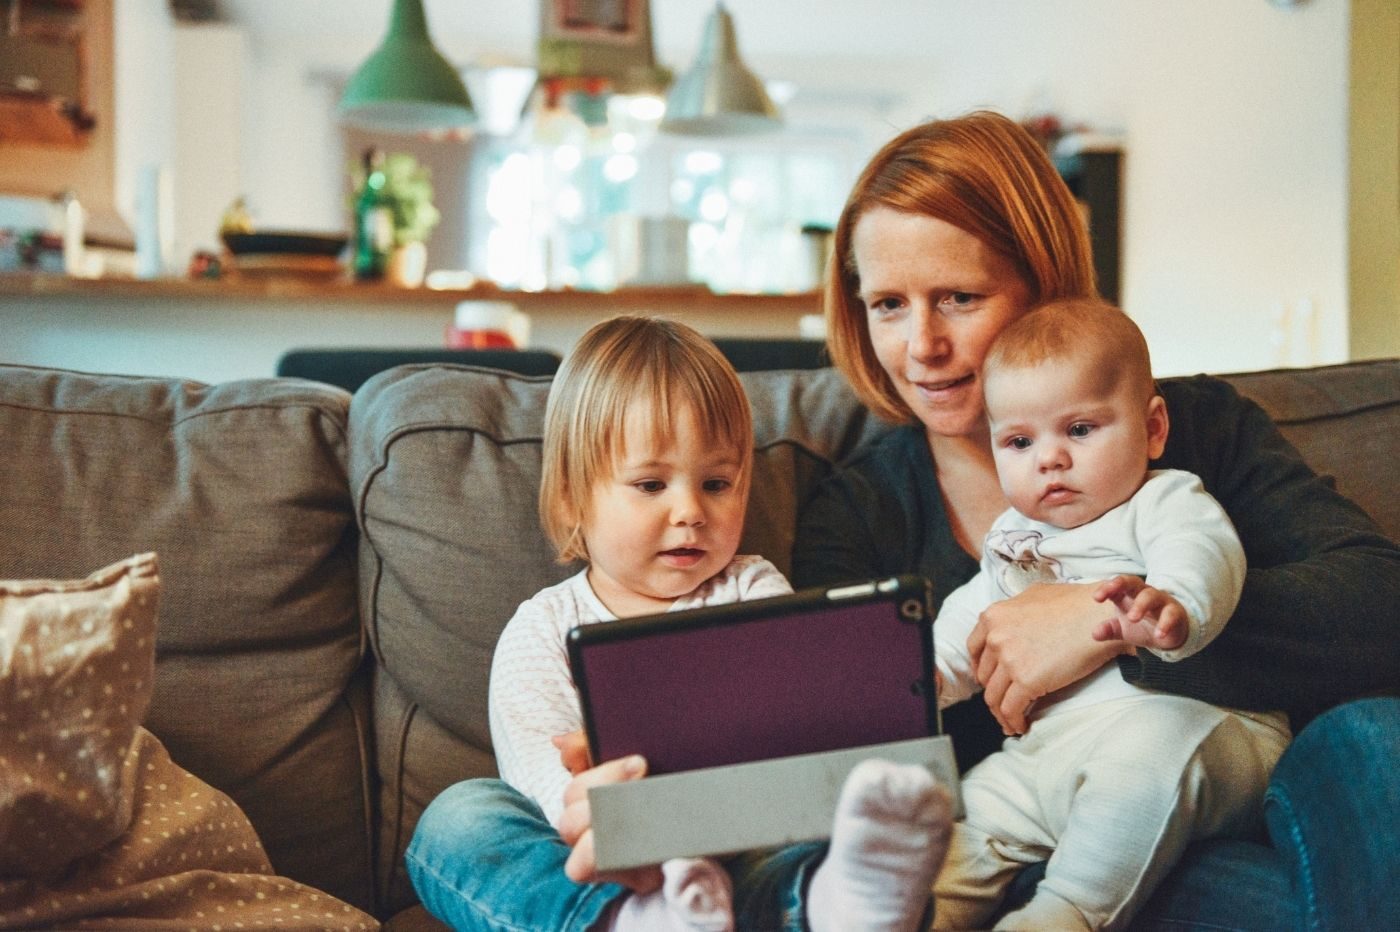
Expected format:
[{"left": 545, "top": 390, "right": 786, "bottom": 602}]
[{"left": 567, "top": 575, "right": 939, "bottom": 775}]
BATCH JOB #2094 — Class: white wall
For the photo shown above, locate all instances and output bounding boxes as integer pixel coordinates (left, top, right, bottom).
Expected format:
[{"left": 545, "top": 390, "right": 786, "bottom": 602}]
[
  {"left": 172, "top": 23, "right": 244, "bottom": 264},
  {"left": 213, "top": 0, "right": 1352, "bottom": 376},
  {"left": 113, "top": 1, "right": 177, "bottom": 274}
]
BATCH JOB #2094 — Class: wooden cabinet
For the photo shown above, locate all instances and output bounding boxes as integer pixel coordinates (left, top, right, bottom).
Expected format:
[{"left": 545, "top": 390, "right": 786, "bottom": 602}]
[
  {"left": 0, "top": 1, "right": 96, "bottom": 147},
  {"left": 1056, "top": 146, "right": 1123, "bottom": 304}
]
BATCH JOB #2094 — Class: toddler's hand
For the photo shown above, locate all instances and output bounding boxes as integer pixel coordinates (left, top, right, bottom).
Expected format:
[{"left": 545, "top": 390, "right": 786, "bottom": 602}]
[
  {"left": 552, "top": 730, "right": 592, "bottom": 776},
  {"left": 1092, "top": 575, "right": 1188, "bottom": 651},
  {"left": 559, "top": 753, "right": 662, "bottom": 893}
]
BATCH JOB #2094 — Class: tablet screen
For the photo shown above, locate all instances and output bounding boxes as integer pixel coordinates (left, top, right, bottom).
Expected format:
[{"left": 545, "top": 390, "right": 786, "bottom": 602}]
[{"left": 568, "top": 576, "right": 938, "bottom": 775}]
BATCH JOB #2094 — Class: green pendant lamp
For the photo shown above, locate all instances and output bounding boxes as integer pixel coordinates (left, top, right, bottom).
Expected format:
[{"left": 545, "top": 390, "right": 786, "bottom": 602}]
[
  {"left": 339, "top": 0, "right": 475, "bottom": 134},
  {"left": 659, "top": 2, "right": 780, "bottom": 136}
]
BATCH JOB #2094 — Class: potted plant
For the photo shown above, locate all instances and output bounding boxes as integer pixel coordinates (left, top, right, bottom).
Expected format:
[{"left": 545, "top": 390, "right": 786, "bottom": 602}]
[{"left": 350, "top": 152, "right": 440, "bottom": 287}]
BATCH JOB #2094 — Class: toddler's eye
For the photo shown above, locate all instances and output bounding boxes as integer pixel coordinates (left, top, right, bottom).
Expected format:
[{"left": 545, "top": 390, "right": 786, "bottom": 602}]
[
  {"left": 1068, "top": 423, "right": 1094, "bottom": 438},
  {"left": 634, "top": 480, "right": 665, "bottom": 493},
  {"left": 703, "top": 478, "right": 734, "bottom": 493}
]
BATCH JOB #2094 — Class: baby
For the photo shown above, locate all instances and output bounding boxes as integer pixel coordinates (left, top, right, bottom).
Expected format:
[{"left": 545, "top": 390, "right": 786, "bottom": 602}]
[{"left": 930, "top": 298, "right": 1291, "bottom": 931}]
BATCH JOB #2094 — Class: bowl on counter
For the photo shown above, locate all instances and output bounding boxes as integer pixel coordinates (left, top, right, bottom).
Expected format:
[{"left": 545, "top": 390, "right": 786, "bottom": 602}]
[
  {"left": 220, "top": 231, "right": 350, "bottom": 282},
  {"left": 221, "top": 231, "right": 349, "bottom": 257}
]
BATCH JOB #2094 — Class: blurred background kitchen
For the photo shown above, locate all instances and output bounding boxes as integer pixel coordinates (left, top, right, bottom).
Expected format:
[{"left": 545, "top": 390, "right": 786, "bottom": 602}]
[{"left": 0, "top": 0, "right": 1396, "bottom": 384}]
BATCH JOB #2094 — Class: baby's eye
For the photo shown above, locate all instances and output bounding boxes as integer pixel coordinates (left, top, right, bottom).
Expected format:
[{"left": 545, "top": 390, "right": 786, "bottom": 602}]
[
  {"left": 634, "top": 480, "right": 665, "bottom": 493},
  {"left": 1068, "top": 423, "right": 1095, "bottom": 438},
  {"left": 1006, "top": 436, "right": 1032, "bottom": 451}
]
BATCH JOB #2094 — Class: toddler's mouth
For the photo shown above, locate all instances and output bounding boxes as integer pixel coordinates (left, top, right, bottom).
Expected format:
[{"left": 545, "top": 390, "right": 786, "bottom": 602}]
[{"left": 659, "top": 547, "right": 707, "bottom": 568}]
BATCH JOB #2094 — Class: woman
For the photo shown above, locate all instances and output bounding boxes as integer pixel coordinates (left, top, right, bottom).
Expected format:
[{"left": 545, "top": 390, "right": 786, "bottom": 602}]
[
  {"left": 788, "top": 110, "right": 1400, "bottom": 928},
  {"left": 416, "top": 111, "right": 1400, "bottom": 930}
]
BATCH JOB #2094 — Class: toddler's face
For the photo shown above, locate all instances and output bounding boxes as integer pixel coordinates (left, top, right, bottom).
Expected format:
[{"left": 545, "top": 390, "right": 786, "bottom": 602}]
[
  {"left": 582, "top": 402, "right": 747, "bottom": 617},
  {"left": 984, "top": 358, "right": 1167, "bottom": 529}
]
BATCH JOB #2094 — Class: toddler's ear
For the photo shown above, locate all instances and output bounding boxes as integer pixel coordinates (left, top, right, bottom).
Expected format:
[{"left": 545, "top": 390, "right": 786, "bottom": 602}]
[{"left": 1145, "top": 395, "right": 1169, "bottom": 458}]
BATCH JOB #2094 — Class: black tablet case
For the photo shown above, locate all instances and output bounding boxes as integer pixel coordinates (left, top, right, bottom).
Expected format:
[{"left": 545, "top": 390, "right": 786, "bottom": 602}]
[{"left": 568, "top": 575, "right": 939, "bottom": 775}]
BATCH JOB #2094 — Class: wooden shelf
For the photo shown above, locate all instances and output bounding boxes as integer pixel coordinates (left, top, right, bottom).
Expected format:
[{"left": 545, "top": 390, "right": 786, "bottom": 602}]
[
  {"left": 0, "top": 272, "right": 821, "bottom": 314},
  {"left": 0, "top": 95, "right": 92, "bottom": 147}
]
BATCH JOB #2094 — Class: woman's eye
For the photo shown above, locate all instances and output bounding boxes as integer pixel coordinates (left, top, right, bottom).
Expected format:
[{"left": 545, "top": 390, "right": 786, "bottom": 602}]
[
  {"left": 1068, "top": 423, "right": 1094, "bottom": 438},
  {"left": 866, "top": 296, "right": 904, "bottom": 318},
  {"left": 940, "top": 292, "right": 978, "bottom": 312},
  {"left": 1007, "top": 436, "right": 1032, "bottom": 451}
]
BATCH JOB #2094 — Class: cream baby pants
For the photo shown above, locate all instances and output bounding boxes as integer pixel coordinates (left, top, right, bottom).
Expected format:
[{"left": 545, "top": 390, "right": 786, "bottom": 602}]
[{"left": 933, "top": 694, "right": 1290, "bottom": 931}]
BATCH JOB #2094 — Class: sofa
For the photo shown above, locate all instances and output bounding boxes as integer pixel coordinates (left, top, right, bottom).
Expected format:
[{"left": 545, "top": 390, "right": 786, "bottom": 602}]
[{"left": 0, "top": 354, "right": 1395, "bottom": 929}]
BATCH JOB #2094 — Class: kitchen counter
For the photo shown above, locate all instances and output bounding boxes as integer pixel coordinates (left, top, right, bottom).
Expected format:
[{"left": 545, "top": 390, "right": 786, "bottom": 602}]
[{"left": 0, "top": 273, "right": 822, "bottom": 383}]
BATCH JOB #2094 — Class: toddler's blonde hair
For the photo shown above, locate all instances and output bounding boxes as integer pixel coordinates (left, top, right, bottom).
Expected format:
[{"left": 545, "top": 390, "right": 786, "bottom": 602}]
[{"left": 539, "top": 316, "right": 753, "bottom": 563}]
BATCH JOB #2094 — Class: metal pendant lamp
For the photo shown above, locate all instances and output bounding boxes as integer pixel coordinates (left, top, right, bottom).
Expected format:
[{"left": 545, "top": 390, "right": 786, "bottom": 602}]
[
  {"left": 659, "top": 2, "right": 780, "bottom": 136},
  {"left": 339, "top": 0, "right": 475, "bottom": 134}
]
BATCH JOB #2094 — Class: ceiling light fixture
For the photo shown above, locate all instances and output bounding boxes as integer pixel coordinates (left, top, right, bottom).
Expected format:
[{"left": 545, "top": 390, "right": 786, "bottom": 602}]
[
  {"left": 339, "top": 0, "right": 475, "bottom": 135},
  {"left": 659, "top": 2, "right": 781, "bottom": 136}
]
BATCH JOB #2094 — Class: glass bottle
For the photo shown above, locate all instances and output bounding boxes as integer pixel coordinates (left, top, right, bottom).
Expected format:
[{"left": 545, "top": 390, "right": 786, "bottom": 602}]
[{"left": 353, "top": 148, "right": 394, "bottom": 281}]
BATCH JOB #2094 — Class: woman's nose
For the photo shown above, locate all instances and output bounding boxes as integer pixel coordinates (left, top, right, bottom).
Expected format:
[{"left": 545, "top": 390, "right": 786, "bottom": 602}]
[{"left": 907, "top": 309, "right": 950, "bottom": 363}]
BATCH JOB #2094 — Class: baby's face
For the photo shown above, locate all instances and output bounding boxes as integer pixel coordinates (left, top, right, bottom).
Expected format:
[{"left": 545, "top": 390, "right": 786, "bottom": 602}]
[{"left": 984, "top": 358, "right": 1167, "bottom": 528}]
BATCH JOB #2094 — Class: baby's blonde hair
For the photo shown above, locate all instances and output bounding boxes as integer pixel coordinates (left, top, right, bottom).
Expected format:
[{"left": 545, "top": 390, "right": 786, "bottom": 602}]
[
  {"left": 539, "top": 316, "right": 753, "bottom": 563},
  {"left": 984, "top": 298, "right": 1156, "bottom": 402}
]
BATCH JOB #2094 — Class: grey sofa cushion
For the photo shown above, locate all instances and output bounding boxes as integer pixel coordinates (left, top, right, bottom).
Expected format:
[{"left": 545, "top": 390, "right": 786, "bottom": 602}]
[
  {"left": 1220, "top": 359, "right": 1400, "bottom": 539},
  {"left": 0, "top": 365, "right": 373, "bottom": 914},
  {"left": 350, "top": 363, "right": 884, "bottom": 914}
]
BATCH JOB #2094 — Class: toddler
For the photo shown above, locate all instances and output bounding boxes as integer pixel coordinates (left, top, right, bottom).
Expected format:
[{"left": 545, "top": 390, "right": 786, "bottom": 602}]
[
  {"left": 481, "top": 315, "right": 950, "bottom": 932},
  {"left": 930, "top": 299, "right": 1291, "bottom": 931}
]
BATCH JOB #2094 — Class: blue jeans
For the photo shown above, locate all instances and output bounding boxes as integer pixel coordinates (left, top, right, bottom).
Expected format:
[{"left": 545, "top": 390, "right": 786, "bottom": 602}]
[
  {"left": 404, "top": 778, "right": 825, "bottom": 931},
  {"left": 1071, "top": 697, "right": 1400, "bottom": 930},
  {"left": 407, "top": 698, "right": 1400, "bottom": 931}
]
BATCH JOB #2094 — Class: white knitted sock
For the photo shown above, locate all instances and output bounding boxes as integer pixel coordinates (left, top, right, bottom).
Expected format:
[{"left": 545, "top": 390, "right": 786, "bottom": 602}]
[
  {"left": 807, "top": 758, "right": 952, "bottom": 932},
  {"left": 605, "top": 857, "right": 734, "bottom": 932}
]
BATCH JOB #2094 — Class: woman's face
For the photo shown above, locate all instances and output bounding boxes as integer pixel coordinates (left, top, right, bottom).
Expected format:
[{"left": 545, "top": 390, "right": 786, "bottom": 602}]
[{"left": 852, "top": 207, "right": 1034, "bottom": 439}]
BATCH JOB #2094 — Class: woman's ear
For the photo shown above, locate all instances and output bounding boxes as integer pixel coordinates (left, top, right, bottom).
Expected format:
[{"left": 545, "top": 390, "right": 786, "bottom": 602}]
[{"left": 1145, "top": 395, "right": 1169, "bottom": 459}]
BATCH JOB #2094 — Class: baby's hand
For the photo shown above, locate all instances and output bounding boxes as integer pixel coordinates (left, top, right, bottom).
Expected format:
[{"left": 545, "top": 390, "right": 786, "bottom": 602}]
[{"left": 1091, "top": 575, "right": 1188, "bottom": 651}]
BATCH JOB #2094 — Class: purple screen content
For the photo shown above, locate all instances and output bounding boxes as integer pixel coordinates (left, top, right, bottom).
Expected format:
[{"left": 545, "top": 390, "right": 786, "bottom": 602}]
[{"left": 577, "top": 600, "right": 931, "bottom": 774}]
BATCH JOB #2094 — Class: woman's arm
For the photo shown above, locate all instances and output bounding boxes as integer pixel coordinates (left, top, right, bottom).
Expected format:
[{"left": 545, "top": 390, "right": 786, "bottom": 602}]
[
  {"left": 1129, "top": 377, "right": 1400, "bottom": 723},
  {"left": 968, "top": 582, "right": 1128, "bottom": 734}
]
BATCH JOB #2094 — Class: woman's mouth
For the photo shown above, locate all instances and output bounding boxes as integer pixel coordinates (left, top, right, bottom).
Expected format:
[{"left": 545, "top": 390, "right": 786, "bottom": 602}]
[{"left": 913, "top": 373, "right": 974, "bottom": 397}]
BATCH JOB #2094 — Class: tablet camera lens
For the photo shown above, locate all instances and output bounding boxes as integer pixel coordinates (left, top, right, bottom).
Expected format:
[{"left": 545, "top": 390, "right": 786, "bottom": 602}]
[{"left": 900, "top": 599, "right": 924, "bottom": 621}]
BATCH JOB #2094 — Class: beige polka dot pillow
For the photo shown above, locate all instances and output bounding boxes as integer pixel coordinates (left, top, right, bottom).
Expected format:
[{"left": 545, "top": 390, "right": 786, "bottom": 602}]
[
  {"left": 0, "top": 552, "right": 159, "bottom": 876},
  {"left": 0, "top": 553, "right": 377, "bottom": 929}
]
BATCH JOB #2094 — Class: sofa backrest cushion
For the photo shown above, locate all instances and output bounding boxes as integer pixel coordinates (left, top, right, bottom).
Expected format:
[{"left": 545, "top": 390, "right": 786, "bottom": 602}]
[
  {"left": 1219, "top": 359, "right": 1400, "bottom": 540},
  {"left": 349, "top": 363, "right": 884, "bottom": 913},
  {"left": 0, "top": 365, "right": 373, "bottom": 913}
]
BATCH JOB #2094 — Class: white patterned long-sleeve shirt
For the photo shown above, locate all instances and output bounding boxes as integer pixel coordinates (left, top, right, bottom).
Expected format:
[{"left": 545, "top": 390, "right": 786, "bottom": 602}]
[
  {"left": 935, "top": 469, "right": 1275, "bottom": 725},
  {"left": 488, "top": 555, "right": 792, "bottom": 828}
]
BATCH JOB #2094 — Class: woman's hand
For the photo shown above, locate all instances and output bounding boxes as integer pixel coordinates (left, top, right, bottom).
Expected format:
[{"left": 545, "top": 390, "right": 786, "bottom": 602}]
[
  {"left": 967, "top": 582, "right": 1129, "bottom": 735},
  {"left": 554, "top": 746, "right": 662, "bottom": 893}
]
